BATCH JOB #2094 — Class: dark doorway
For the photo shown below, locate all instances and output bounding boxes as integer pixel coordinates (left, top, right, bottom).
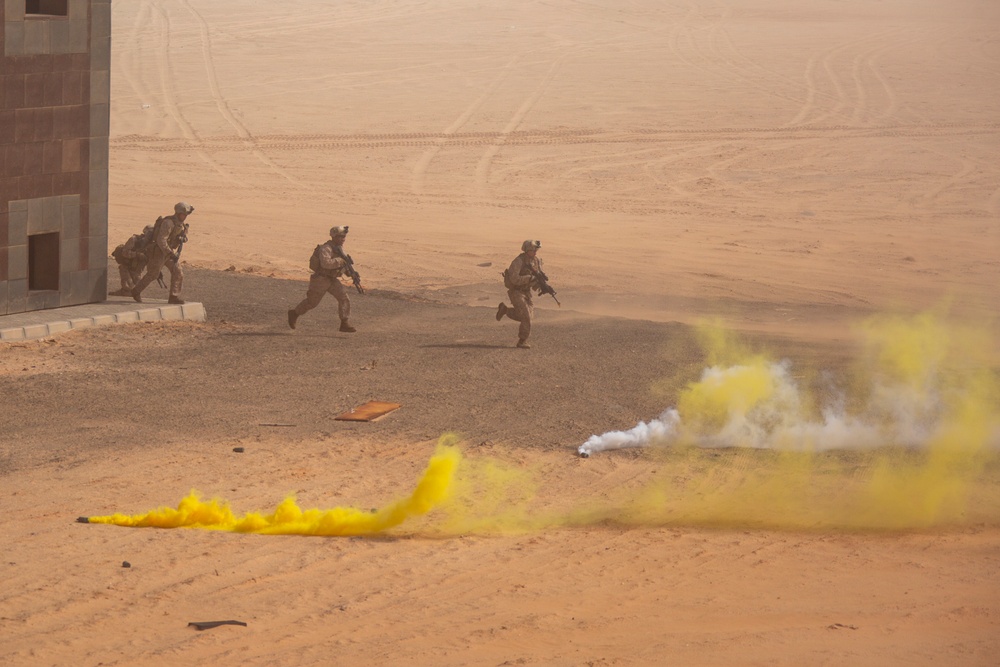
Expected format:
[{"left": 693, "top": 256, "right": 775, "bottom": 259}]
[
  {"left": 28, "top": 232, "right": 60, "bottom": 291},
  {"left": 25, "top": 0, "right": 68, "bottom": 17}
]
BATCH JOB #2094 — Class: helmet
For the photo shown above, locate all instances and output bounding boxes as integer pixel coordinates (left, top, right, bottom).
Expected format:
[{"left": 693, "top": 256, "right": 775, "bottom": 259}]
[
  {"left": 174, "top": 202, "right": 194, "bottom": 215},
  {"left": 521, "top": 239, "right": 541, "bottom": 252},
  {"left": 330, "top": 225, "right": 349, "bottom": 237}
]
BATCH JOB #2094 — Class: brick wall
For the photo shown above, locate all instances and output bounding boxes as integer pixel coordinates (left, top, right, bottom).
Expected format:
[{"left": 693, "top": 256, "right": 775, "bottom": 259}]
[{"left": 0, "top": 0, "right": 110, "bottom": 315}]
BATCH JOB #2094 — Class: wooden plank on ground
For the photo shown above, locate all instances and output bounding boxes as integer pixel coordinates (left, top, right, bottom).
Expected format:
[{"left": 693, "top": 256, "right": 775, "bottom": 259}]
[{"left": 335, "top": 401, "right": 402, "bottom": 422}]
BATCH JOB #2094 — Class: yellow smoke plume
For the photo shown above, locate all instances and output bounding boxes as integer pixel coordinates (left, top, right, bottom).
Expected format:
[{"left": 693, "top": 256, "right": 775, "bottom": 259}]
[
  {"left": 676, "top": 360, "right": 778, "bottom": 433},
  {"left": 85, "top": 442, "right": 461, "bottom": 536},
  {"left": 592, "top": 312, "right": 1000, "bottom": 530},
  {"left": 84, "top": 313, "right": 999, "bottom": 537}
]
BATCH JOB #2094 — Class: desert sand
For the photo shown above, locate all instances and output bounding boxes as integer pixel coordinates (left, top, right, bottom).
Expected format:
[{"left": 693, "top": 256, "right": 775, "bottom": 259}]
[{"left": 3, "top": 0, "right": 1000, "bottom": 664}]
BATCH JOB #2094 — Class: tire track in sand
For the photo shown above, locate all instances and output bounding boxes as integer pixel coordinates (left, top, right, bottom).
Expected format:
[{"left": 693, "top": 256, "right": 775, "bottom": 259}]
[
  {"left": 179, "top": 0, "right": 307, "bottom": 190},
  {"left": 114, "top": 1, "right": 154, "bottom": 122},
  {"left": 786, "top": 28, "right": 902, "bottom": 128},
  {"left": 110, "top": 123, "right": 1000, "bottom": 153},
  {"left": 411, "top": 54, "right": 523, "bottom": 197},
  {"left": 473, "top": 55, "right": 568, "bottom": 195},
  {"left": 147, "top": 0, "right": 241, "bottom": 186}
]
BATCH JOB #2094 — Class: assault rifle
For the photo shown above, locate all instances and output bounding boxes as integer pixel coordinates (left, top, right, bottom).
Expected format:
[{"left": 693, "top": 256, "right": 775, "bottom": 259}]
[
  {"left": 174, "top": 223, "right": 189, "bottom": 262},
  {"left": 159, "top": 223, "right": 189, "bottom": 288},
  {"left": 529, "top": 267, "right": 560, "bottom": 306},
  {"left": 334, "top": 245, "right": 365, "bottom": 294}
]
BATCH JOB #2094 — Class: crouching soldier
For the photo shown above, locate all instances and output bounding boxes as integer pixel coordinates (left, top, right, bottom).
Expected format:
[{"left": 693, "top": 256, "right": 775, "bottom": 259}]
[
  {"left": 288, "top": 225, "right": 364, "bottom": 332},
  {"left": 109, "top": 225, "right": 153, "bottom": 296},
  {"left": 131, "top": 202, "right": 194, "bottom": 304}
]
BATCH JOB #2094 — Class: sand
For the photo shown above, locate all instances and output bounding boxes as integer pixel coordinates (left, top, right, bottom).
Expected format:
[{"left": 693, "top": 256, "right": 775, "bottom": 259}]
[{"left": 3, "top": 0, "right": 999, "bottom": 664}]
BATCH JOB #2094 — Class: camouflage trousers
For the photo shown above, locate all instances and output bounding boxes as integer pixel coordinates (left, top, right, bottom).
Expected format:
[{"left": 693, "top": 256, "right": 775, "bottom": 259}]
[
  {"left": 505, "top": 288, "right": 533, "bottom": 341},
  {"left": 116, "top": 260, "right": 143, "bottom": 291},
  {"left": 294, "top": 274, "right": 351, "bottom": 321},
  {"left": 133, "top": 247, "right": 182, "bottom": 298}
]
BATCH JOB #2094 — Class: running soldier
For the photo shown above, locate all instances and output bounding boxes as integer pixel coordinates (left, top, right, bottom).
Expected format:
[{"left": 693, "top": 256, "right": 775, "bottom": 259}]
[
  {"left": 287, "top": 225, "right": 363, "bottom": 332},
  {"left": 496, "top": 239, "right": 551, "bottom": 349},
  {"left": 131, "top": 202, "right": 194, "bottom": 304},
  {"left": 109, "top": 225, "right": 153, "bottom": 296}
]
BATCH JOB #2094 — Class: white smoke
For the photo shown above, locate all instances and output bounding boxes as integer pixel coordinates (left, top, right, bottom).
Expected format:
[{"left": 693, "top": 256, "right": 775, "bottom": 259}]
[
  {"left": 578, "top": 409, "right": 680, "bottom": 457},
  {"left": 578, "top": 360, "right": 1000, "bottom": 457}
]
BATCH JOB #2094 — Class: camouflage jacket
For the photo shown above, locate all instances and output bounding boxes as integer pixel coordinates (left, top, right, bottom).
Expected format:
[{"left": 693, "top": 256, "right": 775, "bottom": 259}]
[{"left": 504, "top": 253, "right": 541, "bottom": 292}]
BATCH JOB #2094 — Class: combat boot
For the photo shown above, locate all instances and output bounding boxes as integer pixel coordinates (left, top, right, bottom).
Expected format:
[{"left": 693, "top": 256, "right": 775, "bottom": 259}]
[
  {"left": 339, "top": 320, "right": 356, "bottom": 333},
  {"left": 168, "top": 296, "right": 185, "bottom": 305},
  {"left": 496, "top": 302, "right": 507, "bottom": 321},
  {"left": 517, "top": 339, "right": 531, "bottom": 349},
  {"left": 287, "top": 309, "right": 298, "bottom": 329},
  {"left": 131, "top": 288, "right": 142, "bottom": 303}
]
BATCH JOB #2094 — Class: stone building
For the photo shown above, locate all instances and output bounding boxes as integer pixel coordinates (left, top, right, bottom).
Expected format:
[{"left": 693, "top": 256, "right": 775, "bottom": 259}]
[{"left": 1, "top": 0, "right": 111, "bottom": 315}]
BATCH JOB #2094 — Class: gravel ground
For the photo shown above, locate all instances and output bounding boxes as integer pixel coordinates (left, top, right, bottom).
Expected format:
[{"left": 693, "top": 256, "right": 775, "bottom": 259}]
[{"left": 2, "top": 268, "right": 724, "bottom": 473}]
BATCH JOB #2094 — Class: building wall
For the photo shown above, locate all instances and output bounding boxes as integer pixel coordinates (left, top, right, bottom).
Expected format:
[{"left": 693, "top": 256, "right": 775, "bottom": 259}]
[{"left": 0, "top": 0, "right": 110, "bottom": 315}]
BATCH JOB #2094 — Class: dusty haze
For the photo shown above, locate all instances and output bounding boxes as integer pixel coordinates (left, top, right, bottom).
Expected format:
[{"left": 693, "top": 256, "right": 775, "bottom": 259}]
[
  {"left": 108, "top": 0, "right": 998, "bottom": 337},
  {"left": 3, "top": 1, "right": 999, "bottom": 665}
]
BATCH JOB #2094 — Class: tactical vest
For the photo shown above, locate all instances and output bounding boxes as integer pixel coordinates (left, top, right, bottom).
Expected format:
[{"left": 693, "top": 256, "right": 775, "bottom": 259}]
[{"left": 309, "top": 243, "right": 325, "bottom": 274}]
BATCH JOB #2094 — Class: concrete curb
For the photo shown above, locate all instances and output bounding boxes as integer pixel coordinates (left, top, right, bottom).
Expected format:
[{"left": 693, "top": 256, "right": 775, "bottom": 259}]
[{"left": 0, "top": 303, "right": 206, "bottom": 342}]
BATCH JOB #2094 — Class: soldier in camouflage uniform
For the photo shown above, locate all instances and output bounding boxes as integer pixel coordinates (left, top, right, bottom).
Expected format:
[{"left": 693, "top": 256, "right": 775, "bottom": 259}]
[
  {"left": 287, "top": 225, "right": 359, "bottom": 332},
  {"left": 131, "top": 202, "right": 194, "bottom": 305},
  {"left": 109, "top": 225, "right": 152, "bottom": 296},
  {"left": 496, "top": 239, "right": 544, "bottom": 349}
]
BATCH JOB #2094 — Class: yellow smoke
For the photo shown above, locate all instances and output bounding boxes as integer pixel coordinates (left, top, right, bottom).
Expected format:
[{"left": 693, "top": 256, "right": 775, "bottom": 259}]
[
  {"left": 854, "top": 348, "right": 999, "bottom": 529},
  {"left": 676, "top": 360, "right": 777, "bottom": 433},
  {"left": 85, "top": 314, "right": 999, "bottom": 536},
  {"left": 618, "top": 312, "right": 1000, "bottom": 530},
  {"left": 86, "top": 442, "right": 461, "bottom": 536},
  {"left": 437, "top": 455, "right": 541, "bottom": 535},
  {"left": 860, "top": 310, "right": 951, "bottom": 391},
  {"left": 434, "top": 312, "right": 1000, "bottom": 533}
]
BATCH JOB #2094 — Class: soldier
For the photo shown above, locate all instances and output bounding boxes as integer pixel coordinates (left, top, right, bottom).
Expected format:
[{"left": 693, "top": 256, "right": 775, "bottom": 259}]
[
  {"left": 131, "top": 202, "right": 194, "bottom": 304},
  {"left": 109, "top": 225, "right": 153, "bottom": 296},
  {"left": 496, "top": 239, "right": 547, "bottom": 349},
  {"left": 287, "top": 225, "right": 363, "bottom": 332}
]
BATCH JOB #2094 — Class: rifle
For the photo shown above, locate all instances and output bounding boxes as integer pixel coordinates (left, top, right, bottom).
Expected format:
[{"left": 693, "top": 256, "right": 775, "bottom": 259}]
[
  {"left": 334, "top": 245, "right": 365, "bottom": 294},
  {"left": 529, "top": 267, "right": 560, "bottom": 306},
  {"left": 175, "top": 223, "right": 189, "bottom": 261},
  {"left": 160, "top": 223, "right": 189, "bottom": 288}
]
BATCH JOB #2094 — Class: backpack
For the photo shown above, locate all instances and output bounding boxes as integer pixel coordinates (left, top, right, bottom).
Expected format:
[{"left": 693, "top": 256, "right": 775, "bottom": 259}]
[
  {"left": 309, "top": 244, "right": 325, "bottom": 273},
  {"left": 115, "top": 220, "right": 158, "bottom": 260},
  {"left": 136, "top": 222, "right": 157, "bottom": 251}
]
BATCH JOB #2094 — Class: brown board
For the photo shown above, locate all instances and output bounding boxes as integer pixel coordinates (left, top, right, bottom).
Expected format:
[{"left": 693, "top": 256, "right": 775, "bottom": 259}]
[{"left": 335, "top": 401, "right": 402, "bottom": 422}]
